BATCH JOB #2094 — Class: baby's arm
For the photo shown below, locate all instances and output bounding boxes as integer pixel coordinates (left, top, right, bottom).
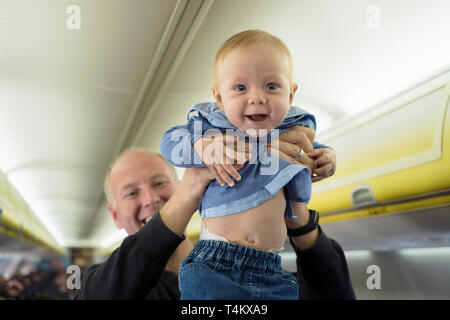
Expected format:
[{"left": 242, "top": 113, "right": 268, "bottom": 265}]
[{"left": 161, "top": 122, "right": 206, "bottom": 168}]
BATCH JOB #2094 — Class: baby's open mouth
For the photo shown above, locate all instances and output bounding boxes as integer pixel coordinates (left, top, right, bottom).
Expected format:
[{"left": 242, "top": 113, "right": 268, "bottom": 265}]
[{"left": 246, "top": 114, "right": 268, "bottom": 121}]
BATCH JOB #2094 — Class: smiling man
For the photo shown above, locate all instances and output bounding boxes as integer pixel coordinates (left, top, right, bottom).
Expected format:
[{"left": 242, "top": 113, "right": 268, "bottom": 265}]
[
  {"left": 106, "top": 150, "right": 178, "bottom": 235},
  {"left": 105, "top": 150, "right": 195, "bottom": 277}
]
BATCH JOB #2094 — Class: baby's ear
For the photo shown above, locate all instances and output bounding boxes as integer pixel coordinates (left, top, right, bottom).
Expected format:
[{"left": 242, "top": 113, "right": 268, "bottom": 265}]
[
  {"left": 289, "top": 83, "right": 298, "bottom": 105},
  {"left": 211, "top": 86, "right": 223, "bottom": 109}
]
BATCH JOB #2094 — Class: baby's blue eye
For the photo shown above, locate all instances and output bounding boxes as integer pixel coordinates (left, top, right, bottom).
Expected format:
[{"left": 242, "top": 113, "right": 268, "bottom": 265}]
[
  {"left": 266, "top": 83, "right": 278, "bottom": 90},
  {"left": 234, "top": 84, "right": 247, "bottom": 92}
]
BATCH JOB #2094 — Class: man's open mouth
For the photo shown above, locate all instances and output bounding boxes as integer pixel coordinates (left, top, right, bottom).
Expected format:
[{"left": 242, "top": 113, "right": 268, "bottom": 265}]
[{"left": 140, "top": 216, "right": 152, "bottom": 225}]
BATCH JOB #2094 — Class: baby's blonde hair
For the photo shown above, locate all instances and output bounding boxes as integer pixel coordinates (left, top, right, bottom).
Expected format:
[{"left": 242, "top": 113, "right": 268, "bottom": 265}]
[{"left": 213, "top": 29, "right": 294, "bottom": 86}]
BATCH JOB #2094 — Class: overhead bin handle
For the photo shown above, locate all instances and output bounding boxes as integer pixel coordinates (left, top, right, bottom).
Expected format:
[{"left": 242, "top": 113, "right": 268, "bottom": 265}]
[{"left": 351, "top": 184, "right": 378, "bottom": 208}]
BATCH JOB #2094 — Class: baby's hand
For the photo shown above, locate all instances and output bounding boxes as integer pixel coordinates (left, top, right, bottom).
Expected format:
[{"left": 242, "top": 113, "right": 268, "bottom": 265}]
[{"left": 193, "top": 134, "right": 251, "bottom": 187}]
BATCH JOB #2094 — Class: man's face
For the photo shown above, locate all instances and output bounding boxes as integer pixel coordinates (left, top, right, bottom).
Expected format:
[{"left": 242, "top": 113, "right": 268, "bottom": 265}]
[
  {"left": 212, "top": 45, "right": 297, "bottom": 136},
  {"left": 107, "top": 152, "right": 178, "bottom": 235}
]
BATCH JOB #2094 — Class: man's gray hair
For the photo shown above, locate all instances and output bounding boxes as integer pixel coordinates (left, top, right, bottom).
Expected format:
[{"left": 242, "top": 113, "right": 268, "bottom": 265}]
[{"left": 104, "top": 147, "right": 177, "bottom": 207}]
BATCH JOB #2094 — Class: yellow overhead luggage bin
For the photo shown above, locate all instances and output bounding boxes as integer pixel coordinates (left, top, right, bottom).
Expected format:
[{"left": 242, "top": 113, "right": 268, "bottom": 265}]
[
  {"left": 0, "top": 169, "right": 66, "bottom": 255},
  {"left": 310, "top": 71, "right": 450, "bottom": 223},
  {"left": 0, "top": 170, "right": 22, "bottom": 238}
]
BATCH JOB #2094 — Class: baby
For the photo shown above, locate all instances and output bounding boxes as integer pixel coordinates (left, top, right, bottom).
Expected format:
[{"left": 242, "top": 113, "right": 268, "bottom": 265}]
[{"left": 161, "top": 30, "right": 325, "bottom": 299}]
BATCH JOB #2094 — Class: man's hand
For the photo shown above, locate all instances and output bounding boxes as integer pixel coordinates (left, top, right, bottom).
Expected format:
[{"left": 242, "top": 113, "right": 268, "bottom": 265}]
[
  {"left": 267, "top": 126, "right": 315, "bottom": 173},
  {"left": 268, "top": 140, "right": 315, "bottom": 173},
  {"left": 267, "top": 126, "right": 336, "bottom": 182},
  {"left": 277, "top": 125, "right": 315, "bottom": 153}
]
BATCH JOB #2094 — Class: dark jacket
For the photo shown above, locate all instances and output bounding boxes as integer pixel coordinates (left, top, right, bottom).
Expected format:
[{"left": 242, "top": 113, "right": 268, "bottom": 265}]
[{"left": 76, "top": 212, "right": 355, "bottom": 300}]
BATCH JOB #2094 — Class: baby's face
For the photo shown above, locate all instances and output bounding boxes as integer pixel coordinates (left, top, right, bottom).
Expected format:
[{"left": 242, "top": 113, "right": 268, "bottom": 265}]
[{"left": 213, "top": 45, "right": 296, "bottom": 136}]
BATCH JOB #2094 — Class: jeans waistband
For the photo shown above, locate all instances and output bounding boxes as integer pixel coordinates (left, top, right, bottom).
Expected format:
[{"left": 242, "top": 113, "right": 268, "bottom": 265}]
[{"left": 192, "top": 240, "right": 283, "bottom": 273}]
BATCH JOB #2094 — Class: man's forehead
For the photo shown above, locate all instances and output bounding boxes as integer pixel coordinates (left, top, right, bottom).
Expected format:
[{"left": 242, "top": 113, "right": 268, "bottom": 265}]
[
  {"left": 110, "top": 152, "right": 172, "bottom": 184},
  {"left": 114, "top": 151, "right": 162, "bottom": 168},
  {"left": 119, "top": 173, "right": 168, "bottom": 192}
]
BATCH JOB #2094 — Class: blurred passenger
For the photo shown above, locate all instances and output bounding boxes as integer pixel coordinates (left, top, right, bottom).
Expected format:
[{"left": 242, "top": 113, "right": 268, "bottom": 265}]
[{"left": 0, "top": 265, "right": 71, "bottom": 300}]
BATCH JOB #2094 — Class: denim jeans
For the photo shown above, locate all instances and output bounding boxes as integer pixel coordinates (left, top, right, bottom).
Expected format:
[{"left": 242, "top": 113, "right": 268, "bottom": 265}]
[{"left": 179, "top": 240, "right": 299, "bottom": 300}]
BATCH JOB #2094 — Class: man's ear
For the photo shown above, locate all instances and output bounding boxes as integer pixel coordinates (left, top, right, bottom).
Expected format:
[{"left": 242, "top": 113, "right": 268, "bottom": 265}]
[
  {"left": 289, "top": 83, "right": 298, "bottom": 105},
  {"left": 211, "top": 86, "right": 223, "bottom": 109},
  {"left": 107, "top": 204, "right": 123, "bottom": 229}
]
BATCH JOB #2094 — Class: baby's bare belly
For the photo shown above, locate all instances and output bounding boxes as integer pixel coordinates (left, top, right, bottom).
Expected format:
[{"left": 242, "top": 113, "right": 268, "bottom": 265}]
[{"left": 203, "top": 189, "right": 287, "bottom": 251}]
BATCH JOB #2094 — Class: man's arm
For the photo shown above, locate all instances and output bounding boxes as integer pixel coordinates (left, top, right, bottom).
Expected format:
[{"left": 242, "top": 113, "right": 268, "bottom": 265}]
[
  {"left": 76, "top": 167, "right": 215, "bottom": 299},
  {"left": 287, "top": 204, "right": 354, "bottom": 299},
  {"left": 281, "top": 127, "right": 353, "bottom": 299},
  {"left": 158, "top": 167, "right": 214, "bottom": 236},
  {"left": 76, "top": 212, "right": 184, "bottom": 300},
  {"left": 289, "top": 226, "right": 356, "bottom": 300}
]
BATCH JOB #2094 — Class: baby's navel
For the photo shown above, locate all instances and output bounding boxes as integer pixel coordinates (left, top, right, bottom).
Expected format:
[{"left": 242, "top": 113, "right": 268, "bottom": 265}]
[{"left": 245, "top": 233, "right": 256, "bottom": 244}]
